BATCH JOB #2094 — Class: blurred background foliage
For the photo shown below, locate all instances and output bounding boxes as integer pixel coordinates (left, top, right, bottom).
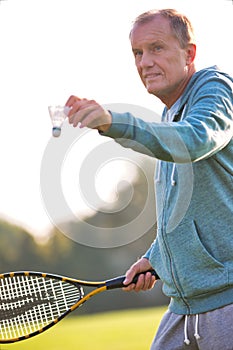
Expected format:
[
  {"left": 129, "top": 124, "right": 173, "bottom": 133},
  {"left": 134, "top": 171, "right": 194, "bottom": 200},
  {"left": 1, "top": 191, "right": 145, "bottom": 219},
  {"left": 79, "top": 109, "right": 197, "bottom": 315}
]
[{"left": 0, "top": 158, "right": 169, "bottom": 314}]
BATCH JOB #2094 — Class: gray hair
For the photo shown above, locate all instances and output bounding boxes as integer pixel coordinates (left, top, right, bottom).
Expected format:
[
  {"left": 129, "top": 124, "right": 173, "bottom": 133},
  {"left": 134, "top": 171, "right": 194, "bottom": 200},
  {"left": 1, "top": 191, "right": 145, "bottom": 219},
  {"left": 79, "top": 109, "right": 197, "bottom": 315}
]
[{"left": 130, "top": 9, "right": 195, "bottom": 49}]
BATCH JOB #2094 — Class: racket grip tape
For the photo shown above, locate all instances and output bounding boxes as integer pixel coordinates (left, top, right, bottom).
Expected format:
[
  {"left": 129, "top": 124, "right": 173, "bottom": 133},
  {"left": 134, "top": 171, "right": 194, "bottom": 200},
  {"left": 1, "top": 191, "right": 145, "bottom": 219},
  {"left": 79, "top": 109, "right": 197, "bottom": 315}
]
[{"left": 106, "top": 270, "right": 159, "bottom": 290}]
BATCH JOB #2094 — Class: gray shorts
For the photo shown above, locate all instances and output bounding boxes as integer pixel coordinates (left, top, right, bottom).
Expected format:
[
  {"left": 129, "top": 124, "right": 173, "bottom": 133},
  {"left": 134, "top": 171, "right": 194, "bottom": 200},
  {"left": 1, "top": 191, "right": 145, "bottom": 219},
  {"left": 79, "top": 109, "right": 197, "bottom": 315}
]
[{"left": 150, "top": 304, "right": 233, "bottom": 350}]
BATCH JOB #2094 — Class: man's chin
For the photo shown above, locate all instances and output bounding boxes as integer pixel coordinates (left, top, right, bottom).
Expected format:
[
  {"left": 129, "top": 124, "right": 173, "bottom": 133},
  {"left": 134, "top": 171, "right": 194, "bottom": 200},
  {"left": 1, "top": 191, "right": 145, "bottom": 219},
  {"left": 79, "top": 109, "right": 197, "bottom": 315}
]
[{"left": 146, "top": 84, "right": 158, "bottom": 95}]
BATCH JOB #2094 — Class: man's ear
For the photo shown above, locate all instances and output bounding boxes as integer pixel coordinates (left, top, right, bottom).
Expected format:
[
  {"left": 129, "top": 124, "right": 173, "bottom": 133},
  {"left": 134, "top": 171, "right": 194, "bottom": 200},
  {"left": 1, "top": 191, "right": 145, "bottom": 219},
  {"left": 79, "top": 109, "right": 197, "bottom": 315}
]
[{"left": 186, "top": 44, "right": 196, "bottom": 65}]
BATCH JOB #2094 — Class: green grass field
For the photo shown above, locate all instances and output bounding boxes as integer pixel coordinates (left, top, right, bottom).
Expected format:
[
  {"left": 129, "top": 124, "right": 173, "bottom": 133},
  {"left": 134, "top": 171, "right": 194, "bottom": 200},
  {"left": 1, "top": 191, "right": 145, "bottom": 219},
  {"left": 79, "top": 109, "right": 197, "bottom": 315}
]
[{"left": 3, "top": 306, "right": 166, "bottom": 350}]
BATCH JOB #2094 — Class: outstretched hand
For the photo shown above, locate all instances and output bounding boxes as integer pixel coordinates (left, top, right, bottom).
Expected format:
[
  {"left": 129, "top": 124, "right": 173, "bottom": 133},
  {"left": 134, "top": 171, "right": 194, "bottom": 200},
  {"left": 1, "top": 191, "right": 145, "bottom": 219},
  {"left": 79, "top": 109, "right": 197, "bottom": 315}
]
[{"left": 65, "top": 95, "right": 112, "bottom": 132}]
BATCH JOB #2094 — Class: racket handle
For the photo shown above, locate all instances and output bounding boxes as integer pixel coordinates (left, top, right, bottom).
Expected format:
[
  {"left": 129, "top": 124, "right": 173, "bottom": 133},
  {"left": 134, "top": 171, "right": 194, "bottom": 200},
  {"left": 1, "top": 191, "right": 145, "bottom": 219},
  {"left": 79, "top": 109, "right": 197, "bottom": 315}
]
[{"left": 106, "top": 270, "right": 159, "bottom": 290}]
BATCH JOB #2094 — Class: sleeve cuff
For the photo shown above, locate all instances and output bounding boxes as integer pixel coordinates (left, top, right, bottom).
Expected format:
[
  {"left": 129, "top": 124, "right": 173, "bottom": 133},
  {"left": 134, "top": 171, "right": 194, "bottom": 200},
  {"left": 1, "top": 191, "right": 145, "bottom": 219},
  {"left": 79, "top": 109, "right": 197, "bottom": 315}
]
[{"left": 99, "top": 111, "right": 132, "bottom": 139}]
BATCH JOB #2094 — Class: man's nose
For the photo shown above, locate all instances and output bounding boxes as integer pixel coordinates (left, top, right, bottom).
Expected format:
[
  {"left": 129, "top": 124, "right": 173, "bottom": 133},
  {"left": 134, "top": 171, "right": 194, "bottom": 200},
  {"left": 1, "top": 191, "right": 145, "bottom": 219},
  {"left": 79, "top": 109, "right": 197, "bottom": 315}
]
[{"left": 139, "top": 52, "right": 154, "bottom": 68}]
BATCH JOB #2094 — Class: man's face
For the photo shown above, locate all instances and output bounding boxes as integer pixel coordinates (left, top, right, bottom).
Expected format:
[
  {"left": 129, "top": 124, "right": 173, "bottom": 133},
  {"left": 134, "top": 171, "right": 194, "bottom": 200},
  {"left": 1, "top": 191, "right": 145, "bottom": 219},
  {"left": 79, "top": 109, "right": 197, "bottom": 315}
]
[{"left": 130, "top": 16, "right": 194, "bottom": 106}]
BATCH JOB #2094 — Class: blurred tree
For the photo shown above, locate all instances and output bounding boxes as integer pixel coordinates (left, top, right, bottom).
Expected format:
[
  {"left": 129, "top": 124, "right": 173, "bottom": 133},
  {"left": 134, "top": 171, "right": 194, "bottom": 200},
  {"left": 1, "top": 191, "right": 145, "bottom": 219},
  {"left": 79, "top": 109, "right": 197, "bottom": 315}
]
[{"left": 0, "top": 220, "right": 41, "bottom": 271}]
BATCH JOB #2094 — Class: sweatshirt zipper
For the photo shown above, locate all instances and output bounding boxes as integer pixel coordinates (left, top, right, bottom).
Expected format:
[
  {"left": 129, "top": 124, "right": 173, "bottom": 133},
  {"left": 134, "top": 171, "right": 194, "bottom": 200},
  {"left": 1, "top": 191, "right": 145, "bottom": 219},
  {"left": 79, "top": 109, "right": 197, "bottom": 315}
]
[{"left": 161, "top": 162, "right": 191, "bottom": 314}]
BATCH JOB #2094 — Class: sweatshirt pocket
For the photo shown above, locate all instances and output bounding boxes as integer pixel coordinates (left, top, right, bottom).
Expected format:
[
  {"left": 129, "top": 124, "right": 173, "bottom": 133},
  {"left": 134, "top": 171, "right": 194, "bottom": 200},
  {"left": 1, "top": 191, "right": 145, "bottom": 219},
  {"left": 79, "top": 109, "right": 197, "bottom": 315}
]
[{"left": 167, "top": 220, "right": 229, "bottom": 298}]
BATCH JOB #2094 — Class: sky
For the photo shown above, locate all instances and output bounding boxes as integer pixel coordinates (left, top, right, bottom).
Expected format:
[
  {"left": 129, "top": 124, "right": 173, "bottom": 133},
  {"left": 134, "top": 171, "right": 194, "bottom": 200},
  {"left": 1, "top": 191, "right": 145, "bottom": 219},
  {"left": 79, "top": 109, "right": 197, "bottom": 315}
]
[{"left": 0, "top": 0, "right": 232, "bottom": 239}]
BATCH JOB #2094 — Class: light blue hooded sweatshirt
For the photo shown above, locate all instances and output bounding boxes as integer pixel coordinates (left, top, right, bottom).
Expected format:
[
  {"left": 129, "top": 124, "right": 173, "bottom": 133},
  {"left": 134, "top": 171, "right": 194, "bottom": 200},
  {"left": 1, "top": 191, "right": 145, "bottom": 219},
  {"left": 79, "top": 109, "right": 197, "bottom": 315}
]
[{"left": 101, "top": 66, "right": 233, "bottom": 315}]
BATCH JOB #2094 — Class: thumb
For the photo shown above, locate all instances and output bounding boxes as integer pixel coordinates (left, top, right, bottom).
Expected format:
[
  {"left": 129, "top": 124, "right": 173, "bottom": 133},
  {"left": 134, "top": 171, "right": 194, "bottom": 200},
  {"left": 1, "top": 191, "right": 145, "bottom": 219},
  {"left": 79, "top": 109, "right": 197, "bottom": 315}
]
[
  {"left": 123, "top": 266, "right": 140, "bottom": 286},
  {"left": 123, "top": 258, "right": 153, "bottom": 285}
]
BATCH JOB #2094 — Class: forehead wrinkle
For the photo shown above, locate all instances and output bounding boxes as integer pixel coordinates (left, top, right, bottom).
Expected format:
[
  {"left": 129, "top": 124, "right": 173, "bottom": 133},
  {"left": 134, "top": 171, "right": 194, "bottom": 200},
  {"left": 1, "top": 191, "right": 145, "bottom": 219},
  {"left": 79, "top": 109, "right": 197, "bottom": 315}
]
[
  {"left": 131, "top": 26, "right": 181, "bottom": 53},
  {"left": 130, "top": 17, "right": 178, "bottom": 48}
]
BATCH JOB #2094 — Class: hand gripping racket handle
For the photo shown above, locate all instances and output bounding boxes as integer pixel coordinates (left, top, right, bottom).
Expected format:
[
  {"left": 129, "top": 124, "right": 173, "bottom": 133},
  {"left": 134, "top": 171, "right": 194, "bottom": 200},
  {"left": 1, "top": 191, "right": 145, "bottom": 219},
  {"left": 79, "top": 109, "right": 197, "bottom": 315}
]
[{"left": 106, "top": 270, "right": 159, "bottom": 290}]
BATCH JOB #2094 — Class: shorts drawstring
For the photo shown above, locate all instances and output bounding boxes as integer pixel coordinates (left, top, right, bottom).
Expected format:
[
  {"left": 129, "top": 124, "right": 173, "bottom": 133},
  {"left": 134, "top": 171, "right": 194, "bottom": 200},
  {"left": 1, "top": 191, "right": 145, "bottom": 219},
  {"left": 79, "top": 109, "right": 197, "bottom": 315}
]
[
  {"left": 184, "top": 315, "right": 190, "bottom": 345},
  {"left": 194, "top": 314, "right": 201, "bottom": 340},
  {"left": 184, "top": 314, "right": 201, "bottom": 345}
]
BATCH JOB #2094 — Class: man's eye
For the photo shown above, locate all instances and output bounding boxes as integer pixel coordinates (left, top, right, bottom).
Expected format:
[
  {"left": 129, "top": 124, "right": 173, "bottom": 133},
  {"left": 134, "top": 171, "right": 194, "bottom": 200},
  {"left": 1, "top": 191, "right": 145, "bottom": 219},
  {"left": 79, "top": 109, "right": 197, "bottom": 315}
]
[
  {"left": 153, "top": 46, "right": 162, "bottom": 52},
  {"left": 134, "top": 50, "right": 143, "bottom": 57}
]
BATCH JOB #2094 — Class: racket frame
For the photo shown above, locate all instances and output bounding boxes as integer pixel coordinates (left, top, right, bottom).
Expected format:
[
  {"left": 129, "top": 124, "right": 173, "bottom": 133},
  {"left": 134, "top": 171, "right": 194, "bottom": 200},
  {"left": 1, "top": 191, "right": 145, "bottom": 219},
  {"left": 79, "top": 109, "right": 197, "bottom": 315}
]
[{"left": 0, "top": 270, "right": 158, "bottom": 343}]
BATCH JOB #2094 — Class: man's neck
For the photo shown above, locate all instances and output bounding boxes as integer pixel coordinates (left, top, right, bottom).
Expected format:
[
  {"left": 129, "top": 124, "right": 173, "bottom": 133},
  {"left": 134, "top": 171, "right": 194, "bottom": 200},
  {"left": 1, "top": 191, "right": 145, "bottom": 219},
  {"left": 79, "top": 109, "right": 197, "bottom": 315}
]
[{"left": 160, "top": 64, "right": 196, "bottom": 108}]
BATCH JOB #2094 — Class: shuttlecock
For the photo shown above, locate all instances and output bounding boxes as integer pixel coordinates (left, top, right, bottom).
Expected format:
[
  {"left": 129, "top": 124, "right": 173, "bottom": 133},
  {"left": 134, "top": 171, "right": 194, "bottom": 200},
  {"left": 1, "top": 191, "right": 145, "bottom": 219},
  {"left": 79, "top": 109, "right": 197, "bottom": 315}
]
[{"left": 48, "top": 105, "right": 70, "bottom": 137}]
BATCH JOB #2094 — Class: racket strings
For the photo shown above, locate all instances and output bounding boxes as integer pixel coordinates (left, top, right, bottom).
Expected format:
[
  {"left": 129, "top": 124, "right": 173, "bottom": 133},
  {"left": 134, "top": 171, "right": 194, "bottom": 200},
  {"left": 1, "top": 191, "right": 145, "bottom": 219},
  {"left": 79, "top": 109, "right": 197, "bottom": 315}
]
[{"left": 0, "top": 275, "right": 82, "bottom": 340}]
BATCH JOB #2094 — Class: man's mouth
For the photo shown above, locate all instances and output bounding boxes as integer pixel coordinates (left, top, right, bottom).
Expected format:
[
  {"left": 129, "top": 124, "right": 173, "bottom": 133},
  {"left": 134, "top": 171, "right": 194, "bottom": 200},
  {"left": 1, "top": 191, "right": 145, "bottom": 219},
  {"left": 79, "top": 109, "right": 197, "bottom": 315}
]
[{"left": 144, "top": 72, "right": 161, "bottom": 80}]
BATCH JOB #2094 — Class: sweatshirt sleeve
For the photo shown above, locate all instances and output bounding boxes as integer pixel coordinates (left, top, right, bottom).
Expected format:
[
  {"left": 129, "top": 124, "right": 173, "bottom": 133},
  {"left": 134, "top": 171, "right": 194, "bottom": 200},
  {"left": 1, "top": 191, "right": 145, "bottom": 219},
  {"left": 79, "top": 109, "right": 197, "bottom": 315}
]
[{"left": 101, "top": 78, "right": 233, "bottom": 163}]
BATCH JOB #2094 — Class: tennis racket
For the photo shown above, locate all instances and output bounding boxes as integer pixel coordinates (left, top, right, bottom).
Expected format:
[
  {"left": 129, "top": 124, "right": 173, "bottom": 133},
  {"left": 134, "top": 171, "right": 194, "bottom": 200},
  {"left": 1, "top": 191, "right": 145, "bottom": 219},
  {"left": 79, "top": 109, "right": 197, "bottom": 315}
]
[{"left": 0, "top": 269, "right": 159, "bottom": 343}]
